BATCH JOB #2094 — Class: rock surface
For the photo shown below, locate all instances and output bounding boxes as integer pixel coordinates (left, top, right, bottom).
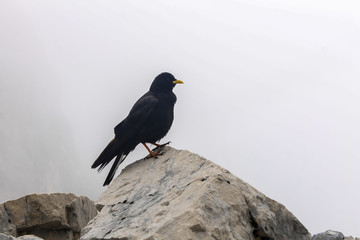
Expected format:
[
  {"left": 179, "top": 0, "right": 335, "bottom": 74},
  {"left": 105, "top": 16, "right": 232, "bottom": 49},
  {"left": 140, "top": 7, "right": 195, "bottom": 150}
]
[
  {"left": 81, "top": 147, "right": 311, "bottom": 240},
  {"left": 0, "top": 193, "right": 97, "bottom": 240}
]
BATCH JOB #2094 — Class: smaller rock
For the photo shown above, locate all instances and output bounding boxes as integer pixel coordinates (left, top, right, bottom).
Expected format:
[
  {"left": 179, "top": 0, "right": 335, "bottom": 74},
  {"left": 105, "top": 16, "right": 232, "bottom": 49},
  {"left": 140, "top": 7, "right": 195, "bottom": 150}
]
[
  {"left": 312, "top": 230, "right": 344, "bottom": 240},
  {"left": 344, "top": 237, "right": 360, "bottom": 240},
  {"left": 17, "top": 235, "right": 44, "bottom": 240},
  {"left": 0, "top": 193, "right": 97, "bottom": 240},
  {"left": 0, "top": 205, "right": 16, "bottom": 236},
  {"left": 0, "top": 233, "right": 17, "bottom": 240},
  {"left": 0, "top": 233, "right": 43, "bottom": 240},
  {"left": 312, "top": 230, "right": 360, "bottom": 240}
]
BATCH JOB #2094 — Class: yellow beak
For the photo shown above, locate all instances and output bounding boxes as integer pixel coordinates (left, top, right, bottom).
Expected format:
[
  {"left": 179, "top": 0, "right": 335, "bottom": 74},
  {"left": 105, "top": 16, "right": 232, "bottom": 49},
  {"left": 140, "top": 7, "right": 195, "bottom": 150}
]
[{"left": 173, "top": 80, "right": 184, "bottom": 84}]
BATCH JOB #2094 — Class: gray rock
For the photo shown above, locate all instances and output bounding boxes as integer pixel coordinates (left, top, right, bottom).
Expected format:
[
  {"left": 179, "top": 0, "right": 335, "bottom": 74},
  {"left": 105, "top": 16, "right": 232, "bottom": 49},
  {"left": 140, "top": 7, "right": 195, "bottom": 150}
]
[
  {"left": 311, "top": 230, "right": 360, "bottom": 240},
  {"left": 0, "top": 233, "right": 17, "bottom": 240},
  {"left": 0, "top": 204, "right": 16, "bottom": 236},
  {"left": 0, "top": 233, "right": 43, "bottom": 240},
  {"left": 17, "top": 235, "right": 44, "bottom": 240},
  {"left": 81, "top": 147, "right": 311, "bottom": 240},
  {"left": 0, "top": 193, "right": 97, "bottom": 240},
  {"left": 346, "top": 237, "right": 360, "bottom": 240},
  {"left": 312, "top": 230, "right": 344, "bottom": 240},
  {"left": 312, "top": 230, "right": 360, "bottom": 240}
]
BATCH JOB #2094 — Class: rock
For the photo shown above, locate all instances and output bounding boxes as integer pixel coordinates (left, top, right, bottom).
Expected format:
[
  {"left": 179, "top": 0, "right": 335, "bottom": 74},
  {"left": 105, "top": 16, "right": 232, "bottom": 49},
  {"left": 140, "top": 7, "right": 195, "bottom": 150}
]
[
  {"left": 312, "top": 230, "right": 344, "bottom": 240},
  {"left": 0, "top": 233, "right": 17, "bottom": 240},
  {"left": 346, "top": 237, "right": 360, "bottom": 240},
  {"left": 0, "top": 193, "right": 97, "bottom": 240},
  {"left": 17, "top": 235, "right": 44, "bottom": 240},
  {"left": 0, "top": 205, "right": 16, "bottom": 236},
  {"left": 312, "top": 230, "right": 360, "bottom": 240},
  {"left": 0, "top": 233, "right": 43, "bottom": 240},
  {"left": 81, "top": 146, "right": 311, "bottom": 240}
]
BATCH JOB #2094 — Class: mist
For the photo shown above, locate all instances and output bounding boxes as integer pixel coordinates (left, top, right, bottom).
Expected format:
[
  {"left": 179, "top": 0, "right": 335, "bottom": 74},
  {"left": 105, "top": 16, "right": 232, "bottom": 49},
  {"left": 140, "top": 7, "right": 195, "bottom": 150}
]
[{"left": 0, "top": 0, "right": 359, "bottom": 236}]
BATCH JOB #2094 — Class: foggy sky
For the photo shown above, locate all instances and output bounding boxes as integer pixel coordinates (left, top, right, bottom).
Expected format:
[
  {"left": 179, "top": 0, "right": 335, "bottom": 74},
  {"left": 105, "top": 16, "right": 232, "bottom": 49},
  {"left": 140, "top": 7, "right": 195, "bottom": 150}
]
[{"left": 1, "top": 0, "right": 359, "bottom": 236}]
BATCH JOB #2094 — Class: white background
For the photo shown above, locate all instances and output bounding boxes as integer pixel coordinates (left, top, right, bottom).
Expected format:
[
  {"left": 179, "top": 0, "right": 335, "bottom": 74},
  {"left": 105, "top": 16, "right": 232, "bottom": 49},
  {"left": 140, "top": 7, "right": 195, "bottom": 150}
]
[{"left": 0, "top": 0, "right": 359, "bottom": 236}]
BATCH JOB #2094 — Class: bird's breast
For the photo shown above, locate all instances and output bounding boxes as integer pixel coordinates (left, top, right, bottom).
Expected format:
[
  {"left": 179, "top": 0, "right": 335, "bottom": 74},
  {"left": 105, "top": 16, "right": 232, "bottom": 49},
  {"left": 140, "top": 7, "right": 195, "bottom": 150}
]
[{"left": 140, "top": 93, "right": 176, "bottom": 142}]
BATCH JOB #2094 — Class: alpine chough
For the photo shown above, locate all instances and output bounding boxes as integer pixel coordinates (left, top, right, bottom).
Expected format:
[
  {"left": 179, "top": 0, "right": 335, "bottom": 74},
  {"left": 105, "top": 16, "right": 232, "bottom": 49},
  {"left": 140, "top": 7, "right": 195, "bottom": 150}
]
[{"left": 92, "top": 72, "right": 183, "bottom": 186}]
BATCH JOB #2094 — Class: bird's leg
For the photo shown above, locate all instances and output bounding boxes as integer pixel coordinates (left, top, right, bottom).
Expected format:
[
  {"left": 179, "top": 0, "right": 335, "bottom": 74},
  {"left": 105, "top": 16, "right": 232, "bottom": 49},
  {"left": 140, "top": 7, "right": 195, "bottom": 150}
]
[{"left": 142, "top": 143, "right": 161, "bottom": 159}]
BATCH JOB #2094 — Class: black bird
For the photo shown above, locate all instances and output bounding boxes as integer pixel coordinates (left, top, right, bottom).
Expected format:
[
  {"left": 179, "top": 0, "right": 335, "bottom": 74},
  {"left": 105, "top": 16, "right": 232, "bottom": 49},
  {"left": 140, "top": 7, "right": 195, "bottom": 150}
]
[{"left": 92, "top": 72, "right": 183, "bottom": 186}]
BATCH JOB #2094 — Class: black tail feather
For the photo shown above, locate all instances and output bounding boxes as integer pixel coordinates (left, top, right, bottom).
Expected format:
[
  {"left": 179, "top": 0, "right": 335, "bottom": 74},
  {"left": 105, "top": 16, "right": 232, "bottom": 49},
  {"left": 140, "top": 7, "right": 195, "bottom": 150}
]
[
  {"left": 103, "top": 153, "right": 127, "bottom": 186},
  {"left": 92, "top": 138, "right": 120, "bottom": 171},
  {"left": 92, "top": 138, "right": 129, "bottom": 186}
]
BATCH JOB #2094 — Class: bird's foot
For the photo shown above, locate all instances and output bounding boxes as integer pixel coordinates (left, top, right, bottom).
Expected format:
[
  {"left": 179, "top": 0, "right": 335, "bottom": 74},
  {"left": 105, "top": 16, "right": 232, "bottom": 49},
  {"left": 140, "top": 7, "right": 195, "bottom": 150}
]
[
  {"left": 143, "top": 141, "right": 170, "bottom": 159},
  {"left": 151, "top": 141, "right": 171, "bottom": 152}
]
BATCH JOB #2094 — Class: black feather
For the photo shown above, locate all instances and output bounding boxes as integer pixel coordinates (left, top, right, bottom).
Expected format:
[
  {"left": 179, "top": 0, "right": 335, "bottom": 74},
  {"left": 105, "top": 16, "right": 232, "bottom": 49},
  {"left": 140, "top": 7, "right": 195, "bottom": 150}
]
[{"left": 92, "top": 72, "right": 183, "bottom": 186}]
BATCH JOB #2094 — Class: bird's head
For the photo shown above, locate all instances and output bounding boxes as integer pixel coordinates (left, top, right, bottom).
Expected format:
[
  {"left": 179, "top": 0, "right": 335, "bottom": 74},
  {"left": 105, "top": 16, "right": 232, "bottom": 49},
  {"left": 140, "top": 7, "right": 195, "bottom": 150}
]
[{"left": 150, "top": 72, "right": 183, "bottom": 93}]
